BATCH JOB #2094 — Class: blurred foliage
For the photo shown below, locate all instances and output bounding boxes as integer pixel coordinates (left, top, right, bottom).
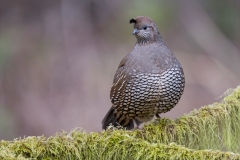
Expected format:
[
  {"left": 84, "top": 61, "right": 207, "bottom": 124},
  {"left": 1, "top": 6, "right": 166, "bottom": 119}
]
[
  {"left": 0, "top": 105, "right": 16, "bottom": 140},
  {"left": 203, "top": 0, "right": 240, "bottom": 42}
]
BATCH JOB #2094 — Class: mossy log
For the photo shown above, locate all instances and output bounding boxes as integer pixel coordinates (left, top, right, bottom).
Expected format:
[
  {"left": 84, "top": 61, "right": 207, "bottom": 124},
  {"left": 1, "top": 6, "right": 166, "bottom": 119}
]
[{"left": 1, "top": 86, "right": 240, "bottom": 160}]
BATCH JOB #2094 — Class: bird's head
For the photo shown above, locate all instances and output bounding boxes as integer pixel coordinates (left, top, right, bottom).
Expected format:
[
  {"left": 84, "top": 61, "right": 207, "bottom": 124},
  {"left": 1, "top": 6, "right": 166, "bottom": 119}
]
[{"left": 130, "top": 16, "right": 161, "bottom": 44}]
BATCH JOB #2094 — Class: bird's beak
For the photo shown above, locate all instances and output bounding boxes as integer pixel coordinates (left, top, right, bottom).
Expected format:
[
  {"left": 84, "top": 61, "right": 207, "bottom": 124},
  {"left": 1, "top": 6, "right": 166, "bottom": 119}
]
[{"left": 132, "top": 29, "right": 139, "bottom": 35}]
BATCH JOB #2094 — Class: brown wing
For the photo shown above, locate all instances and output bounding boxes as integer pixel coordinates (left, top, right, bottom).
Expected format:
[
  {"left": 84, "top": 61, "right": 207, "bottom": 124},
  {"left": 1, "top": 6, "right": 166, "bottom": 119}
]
[{"left": 110, "top": 55, "right": 130, "bottom": 106}]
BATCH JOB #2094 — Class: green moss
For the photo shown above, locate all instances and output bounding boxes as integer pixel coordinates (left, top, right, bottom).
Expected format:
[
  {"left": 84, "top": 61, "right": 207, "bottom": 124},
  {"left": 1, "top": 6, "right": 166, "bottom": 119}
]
[
  {"left": 1, "top": 86, "right": 240, "bottom": 159},
  {"left": 141, "top": 87, "right": 240, "bottom": 152}
]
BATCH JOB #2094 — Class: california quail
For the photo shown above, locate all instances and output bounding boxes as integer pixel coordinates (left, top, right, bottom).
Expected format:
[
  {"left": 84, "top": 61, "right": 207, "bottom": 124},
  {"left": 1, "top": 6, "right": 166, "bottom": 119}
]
[{"left": 102, "top": 16, "right": 185, "bottom": 130}]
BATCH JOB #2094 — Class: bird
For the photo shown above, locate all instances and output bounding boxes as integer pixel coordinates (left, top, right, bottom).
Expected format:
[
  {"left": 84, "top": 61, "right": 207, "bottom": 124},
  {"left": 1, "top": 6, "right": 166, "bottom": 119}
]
[{"left": 102, "top": 16, "right": 185, "bottom": 130}]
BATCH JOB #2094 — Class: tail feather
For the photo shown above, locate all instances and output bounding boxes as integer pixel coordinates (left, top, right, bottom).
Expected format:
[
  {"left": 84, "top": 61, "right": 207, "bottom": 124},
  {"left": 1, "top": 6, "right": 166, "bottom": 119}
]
[{"left": 102, "top": 107, "right": 134, "bottom": 130}]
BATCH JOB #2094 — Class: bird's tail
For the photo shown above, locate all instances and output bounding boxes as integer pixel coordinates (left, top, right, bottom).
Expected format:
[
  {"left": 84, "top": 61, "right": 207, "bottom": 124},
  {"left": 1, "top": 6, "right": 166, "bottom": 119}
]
[{"left": 102, "top": 107, "right": 134, "bottom": 130}]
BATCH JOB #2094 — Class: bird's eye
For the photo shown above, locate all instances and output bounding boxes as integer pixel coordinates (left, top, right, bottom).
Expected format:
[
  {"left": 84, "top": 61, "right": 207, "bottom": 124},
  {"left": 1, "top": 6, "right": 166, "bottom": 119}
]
[{"left": 143, "top": 26, "right": 147, "bottom": 30}]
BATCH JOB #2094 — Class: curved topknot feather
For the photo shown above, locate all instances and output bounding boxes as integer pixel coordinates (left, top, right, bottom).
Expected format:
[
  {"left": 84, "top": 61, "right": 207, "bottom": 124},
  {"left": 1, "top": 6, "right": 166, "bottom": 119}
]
[{"left": 129, "top": 19, "right": 136, "bottom": 24}]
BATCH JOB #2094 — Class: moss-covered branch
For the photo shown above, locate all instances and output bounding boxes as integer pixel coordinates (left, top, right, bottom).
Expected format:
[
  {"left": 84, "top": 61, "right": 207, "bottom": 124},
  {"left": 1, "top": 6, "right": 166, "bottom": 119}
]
[
  {"left": 141, "top": 87, "right": 240, "bottom": 152},
  {"left": 1, "top": 87, "right": 240, "bottom": 159}
]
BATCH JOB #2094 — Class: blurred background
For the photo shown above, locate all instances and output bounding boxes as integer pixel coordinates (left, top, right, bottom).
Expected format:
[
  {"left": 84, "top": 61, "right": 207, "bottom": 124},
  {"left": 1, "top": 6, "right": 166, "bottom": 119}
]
[{"left": 0, "top": 0, "right": 239, "bottom": 140}]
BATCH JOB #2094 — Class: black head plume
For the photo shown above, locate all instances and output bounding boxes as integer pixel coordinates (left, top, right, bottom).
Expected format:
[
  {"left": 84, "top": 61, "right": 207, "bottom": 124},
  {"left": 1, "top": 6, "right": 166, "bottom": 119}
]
[{"left": 129, "top": 19, "right": 137, "bottom": 24}]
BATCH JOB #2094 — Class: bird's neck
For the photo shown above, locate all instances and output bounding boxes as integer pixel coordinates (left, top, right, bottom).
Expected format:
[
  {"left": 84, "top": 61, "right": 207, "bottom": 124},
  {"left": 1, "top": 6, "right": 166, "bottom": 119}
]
[{"left": 136, "top": 32, "right": 164, "bottom": 45}]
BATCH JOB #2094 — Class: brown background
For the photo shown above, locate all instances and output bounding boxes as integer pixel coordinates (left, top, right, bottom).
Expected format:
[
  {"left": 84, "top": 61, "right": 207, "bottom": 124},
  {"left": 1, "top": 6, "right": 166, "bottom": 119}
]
[{"left": 0, "top": 0, "right": 240, "bottom": 140}]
